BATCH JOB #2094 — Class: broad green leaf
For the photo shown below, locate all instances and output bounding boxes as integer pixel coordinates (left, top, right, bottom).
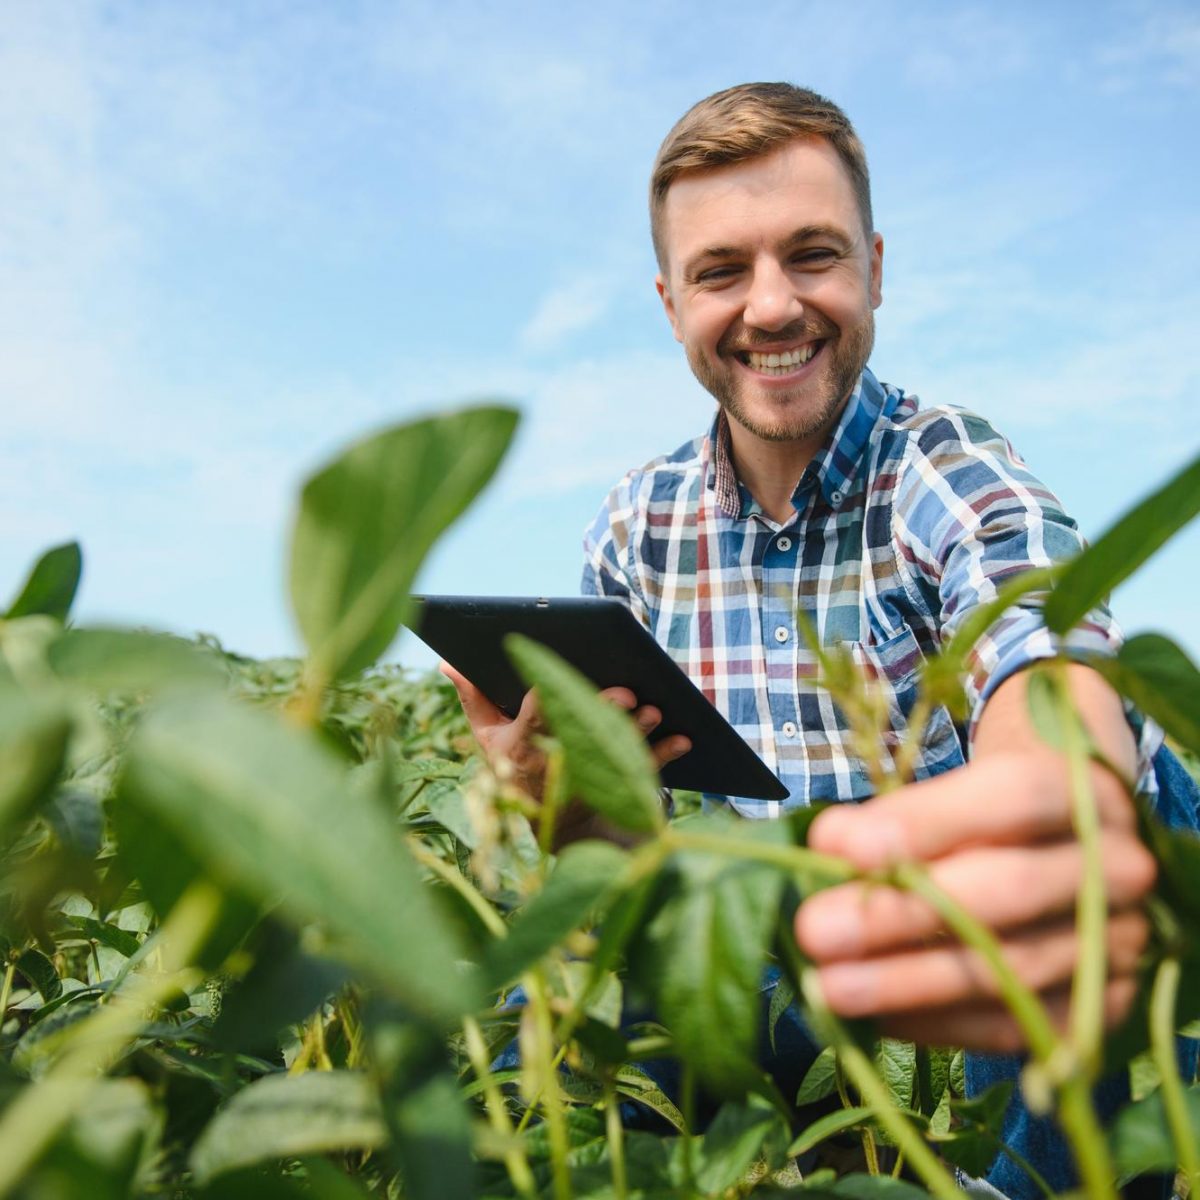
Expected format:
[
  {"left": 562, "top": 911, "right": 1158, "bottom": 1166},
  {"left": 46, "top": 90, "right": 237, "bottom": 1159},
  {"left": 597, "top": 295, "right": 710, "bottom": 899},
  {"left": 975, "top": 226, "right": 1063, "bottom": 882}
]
[
  {"left": 212, "top": 922, "right": 350, "bottom": 1052},
  {"left": 1094, "top": 633, "right": 1200, "bottom": 755},
  {"left": 388, "top": 1070, "right": 475, "bottom": 1200},
  {"left": 875, "top": 1038, "right": 915, "bottom": 1110},
  {"left": 767, "top": 971, "right": 797, "bottom": 1055},
  {"left": 0, "top": 684, "right": 71, "bottom": 842},
  {"left": 795, "top": 1045, "right": 838, "bottom": 1105},
  {"left": 120, "top": 692, "right": 476, "bottom": 1024},
  {"left": 628, "top": 817, "right": 788, "bottom": 1094},
  {"left": 1045, "top": 451, "right": 1200, "bottom": 634},
  {"left": 1138, "top": 806, "right": 1200, "bottom": 933},
  {"left": 43, "top": 791, "right": 104, "bottom": 860},
  {"left": 483, "top": 839, "right": 629, "bottom": 988},
  {"left": 289, "top": 405, "right": 518, "bottom": 680},
  {"left": 692, "top": 1096, "right": 785, "bottom": 1194},
  {"left": 1110, "top": 1085, "right": 1200, "bottom": 1177},
  {"left": 933, "top": 1080, "right": 1014, "bottom": 1177},
  {"left": 505, "top": 634, "right": 663, "bottom": 834},
  {"left": 299, "top": 1158, "right": 373, "bottom": 1199},
  {"left": 109, "top": 793, "right": 260, "bottom": 973},
  {"left": 189, "top": 1071, "right": 386, "bottom": 1184},
  {"left": 612, "top": 1066, "right": 688, "bottom": 1133},
  {"left": 16, "top": 947, "right": 61, "bottom": 1002},
  {"left": 48, "top": 628, "right": 223, "bottom": 693},
  {"left": 6, "top": 542, "right": 82, "bottom": 622},
  {"left": 787, "top": 1104, "right": 873, "bottom": 1156},
  {"left": 65, "top": 916, "right": 141, "bottom": 960},
  {"left": 809, "top": 1175, "right": 935, "bottom": 1200}
]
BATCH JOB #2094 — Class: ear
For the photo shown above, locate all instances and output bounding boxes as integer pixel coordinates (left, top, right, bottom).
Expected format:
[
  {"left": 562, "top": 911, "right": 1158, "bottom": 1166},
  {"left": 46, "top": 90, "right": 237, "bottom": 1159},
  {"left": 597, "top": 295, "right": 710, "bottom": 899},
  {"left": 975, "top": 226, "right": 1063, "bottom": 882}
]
[
  {"left": 656, "top": 273, "right": 684, "bottom": 344},
  {"left": 869, "top": 232, "right": 884, "bottom": 310}
]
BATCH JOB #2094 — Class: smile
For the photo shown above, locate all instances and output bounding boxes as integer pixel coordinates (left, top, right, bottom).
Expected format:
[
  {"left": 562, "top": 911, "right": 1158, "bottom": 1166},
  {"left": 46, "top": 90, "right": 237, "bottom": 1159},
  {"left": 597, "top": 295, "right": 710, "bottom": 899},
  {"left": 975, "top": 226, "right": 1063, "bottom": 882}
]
[{"left": 735, "top": 341, "right": 824, "bottom": 376}]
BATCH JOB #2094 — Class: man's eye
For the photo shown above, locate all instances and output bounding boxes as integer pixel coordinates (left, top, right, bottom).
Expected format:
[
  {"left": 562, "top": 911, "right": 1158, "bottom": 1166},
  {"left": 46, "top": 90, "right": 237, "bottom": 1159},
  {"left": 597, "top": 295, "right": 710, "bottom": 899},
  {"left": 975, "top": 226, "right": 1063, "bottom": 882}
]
[
  {"left": 795, "top": 249, "right": 836, "bottom": 266},
  {"left": 695, "top": 265, "right": 740, "bottom": 283}
]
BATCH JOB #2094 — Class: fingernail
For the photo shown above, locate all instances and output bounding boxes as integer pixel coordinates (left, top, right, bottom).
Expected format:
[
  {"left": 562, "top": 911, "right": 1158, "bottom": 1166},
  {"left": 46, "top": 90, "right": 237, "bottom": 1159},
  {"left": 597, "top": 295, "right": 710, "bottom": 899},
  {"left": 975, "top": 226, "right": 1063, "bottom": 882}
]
[{"left": 637, "top": 712, "right": 656, "bottom": 731}]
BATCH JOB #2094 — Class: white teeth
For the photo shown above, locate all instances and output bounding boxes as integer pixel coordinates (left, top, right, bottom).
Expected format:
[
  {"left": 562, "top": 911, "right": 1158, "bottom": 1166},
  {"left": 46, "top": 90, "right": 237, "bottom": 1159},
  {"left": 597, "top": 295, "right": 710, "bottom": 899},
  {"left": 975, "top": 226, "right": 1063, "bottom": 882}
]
[{"left": 747, "top": 343, "right": 818, "bottom": 373}]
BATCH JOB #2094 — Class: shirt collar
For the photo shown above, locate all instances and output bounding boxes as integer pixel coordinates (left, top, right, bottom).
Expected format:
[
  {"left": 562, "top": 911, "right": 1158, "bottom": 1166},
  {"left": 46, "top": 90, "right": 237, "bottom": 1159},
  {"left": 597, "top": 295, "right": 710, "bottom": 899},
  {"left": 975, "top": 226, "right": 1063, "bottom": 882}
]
[{"left": 706, "top": 367, "right": 886, "bottom": 519}]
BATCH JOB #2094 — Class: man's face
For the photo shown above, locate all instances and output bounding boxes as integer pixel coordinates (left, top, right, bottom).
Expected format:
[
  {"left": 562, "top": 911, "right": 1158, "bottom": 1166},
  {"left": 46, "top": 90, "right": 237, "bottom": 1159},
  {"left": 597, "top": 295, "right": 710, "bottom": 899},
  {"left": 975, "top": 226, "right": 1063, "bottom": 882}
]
[{"left": 656, "top": 137, "right": 883, "bottom": 446}]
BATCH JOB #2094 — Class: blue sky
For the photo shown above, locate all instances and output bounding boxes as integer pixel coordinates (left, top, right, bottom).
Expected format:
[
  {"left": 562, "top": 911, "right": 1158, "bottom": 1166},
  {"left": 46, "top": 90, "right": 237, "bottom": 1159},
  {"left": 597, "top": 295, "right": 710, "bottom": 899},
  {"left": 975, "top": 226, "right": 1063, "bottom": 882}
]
[{"left": 3, "top": 1, "right": 1198, "bottom": 669}]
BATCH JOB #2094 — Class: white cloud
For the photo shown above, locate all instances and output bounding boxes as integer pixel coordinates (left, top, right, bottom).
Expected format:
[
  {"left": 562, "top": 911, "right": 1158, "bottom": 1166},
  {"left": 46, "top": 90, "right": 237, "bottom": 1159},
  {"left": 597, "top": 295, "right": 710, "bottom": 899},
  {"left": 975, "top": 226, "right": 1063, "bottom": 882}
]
[{"left": 518, "top": 273, "right": 621, "bottom": 352}]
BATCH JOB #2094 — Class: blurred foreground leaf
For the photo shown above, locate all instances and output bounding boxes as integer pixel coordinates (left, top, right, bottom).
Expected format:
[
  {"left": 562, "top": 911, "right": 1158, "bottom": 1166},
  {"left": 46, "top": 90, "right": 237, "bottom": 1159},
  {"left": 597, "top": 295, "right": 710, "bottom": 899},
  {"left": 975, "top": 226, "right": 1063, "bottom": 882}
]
[
  {"left": 48, "top": 628, "right": 223, "bottom": 694},
  {"left": 5, "top": 542, "right": 82, "bottom": 622},
  {"left": 290, "top": 406, "right": 517, "bottom": 682},
  {"left": 0, "top": 685, "right": 71, "bottom": 842},
  {"left": 120, "top": 692, "right": 477, "bottom": 1024},
  {"left": 1094, "top": 633, "right": 1200, "bottom": 756},
  {"left": 189, "top": 1071, "right": 385, "bottom": 1184},
  {"left": 506, "top": 634, "right": 663, "bottom": 835}
]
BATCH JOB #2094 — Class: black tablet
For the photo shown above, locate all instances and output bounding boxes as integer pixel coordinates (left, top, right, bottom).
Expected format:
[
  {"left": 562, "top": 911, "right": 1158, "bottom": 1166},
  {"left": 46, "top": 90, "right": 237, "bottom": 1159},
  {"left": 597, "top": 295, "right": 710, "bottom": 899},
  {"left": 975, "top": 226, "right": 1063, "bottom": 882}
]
[{"left": 406, "top": 595, "right": 788, "bottom": 801}]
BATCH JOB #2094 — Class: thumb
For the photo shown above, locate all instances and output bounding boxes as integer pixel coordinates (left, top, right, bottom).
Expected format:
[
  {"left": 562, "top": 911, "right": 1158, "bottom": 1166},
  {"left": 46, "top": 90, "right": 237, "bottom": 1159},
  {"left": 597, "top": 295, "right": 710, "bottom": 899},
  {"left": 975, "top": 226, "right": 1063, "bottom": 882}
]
[{"left": 440, "top": 661, "right": 508, "bottom": 729}]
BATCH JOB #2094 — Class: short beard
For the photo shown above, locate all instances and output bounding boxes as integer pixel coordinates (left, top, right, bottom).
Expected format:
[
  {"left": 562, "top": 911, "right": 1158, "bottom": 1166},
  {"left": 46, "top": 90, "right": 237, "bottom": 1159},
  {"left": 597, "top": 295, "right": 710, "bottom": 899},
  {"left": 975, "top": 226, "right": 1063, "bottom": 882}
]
[{"left": 688, "top": 311, "right": 876, "bottom": 444}]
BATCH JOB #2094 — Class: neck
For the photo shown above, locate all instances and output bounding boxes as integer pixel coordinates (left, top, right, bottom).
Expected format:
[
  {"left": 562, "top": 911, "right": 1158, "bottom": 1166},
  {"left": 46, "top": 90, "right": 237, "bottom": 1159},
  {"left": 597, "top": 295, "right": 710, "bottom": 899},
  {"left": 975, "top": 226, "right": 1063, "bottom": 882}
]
[{"left": 725, "top": 421, "right": 822, "bottom": 524}]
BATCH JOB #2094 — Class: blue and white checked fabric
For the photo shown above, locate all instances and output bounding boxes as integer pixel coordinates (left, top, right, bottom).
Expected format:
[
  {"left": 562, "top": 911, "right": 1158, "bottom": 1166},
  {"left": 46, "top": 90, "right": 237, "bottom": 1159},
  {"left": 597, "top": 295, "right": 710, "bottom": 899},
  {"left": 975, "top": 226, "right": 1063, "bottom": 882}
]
[{"left": 582, "top": 368, "right": 1160, "bottom": 816}]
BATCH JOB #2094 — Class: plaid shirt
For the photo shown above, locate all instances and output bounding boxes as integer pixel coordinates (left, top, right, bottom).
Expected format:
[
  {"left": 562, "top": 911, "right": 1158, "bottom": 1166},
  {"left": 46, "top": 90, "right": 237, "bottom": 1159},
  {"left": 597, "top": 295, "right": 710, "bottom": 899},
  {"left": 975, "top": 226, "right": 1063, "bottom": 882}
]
[{"left": 582, "top": 368, "right": 1158, "bottom": 816}]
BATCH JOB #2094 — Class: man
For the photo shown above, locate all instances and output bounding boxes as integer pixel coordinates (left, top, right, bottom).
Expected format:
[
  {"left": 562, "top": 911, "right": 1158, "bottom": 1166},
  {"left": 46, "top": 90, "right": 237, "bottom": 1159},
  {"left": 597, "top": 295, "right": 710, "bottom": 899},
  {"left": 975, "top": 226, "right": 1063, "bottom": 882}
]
[{"left": 445, "top": 83, "right": 1192, "bottom": 1196}]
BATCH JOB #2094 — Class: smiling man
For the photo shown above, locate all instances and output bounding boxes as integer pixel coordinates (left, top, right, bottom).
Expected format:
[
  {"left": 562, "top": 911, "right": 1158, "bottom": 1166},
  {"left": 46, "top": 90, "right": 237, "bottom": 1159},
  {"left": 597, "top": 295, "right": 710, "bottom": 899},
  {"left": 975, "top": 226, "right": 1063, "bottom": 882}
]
[{"left": 447, "top": 83, "right": 1197, "bottom": 1198}]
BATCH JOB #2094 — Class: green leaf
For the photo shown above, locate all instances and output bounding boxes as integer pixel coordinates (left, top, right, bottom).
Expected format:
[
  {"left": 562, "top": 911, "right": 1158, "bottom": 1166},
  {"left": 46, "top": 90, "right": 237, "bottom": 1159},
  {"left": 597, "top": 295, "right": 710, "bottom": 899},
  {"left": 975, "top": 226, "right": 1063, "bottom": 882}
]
[
  {"left": 933, "top": 1081, "right": 1014, "bottom": 1177},
  {"left": 875, "top": 1038, "right": 915, "bottom": 1110},
  {"left": 388, "top": 1070, "right": 475, "bottom": 1200},
  {"left": 767, "top": 971, "right": 797, "bottom": 1055},
  {"left": 65, "top": 917, "right": 141, "bottom": 960},
  {"left": 6, "top": 542, "right": 82, "bottom": 622},
  {"left": 505, "top": 634, "right": 663, "bottom": 834},
  {"left": 43, "top": 791, "right": 104, "bottom": 861},
  {"left": 1110, "top": 1085, "right": 1200, "bottom": 1177},
  {"left": 692, "top": 1095, "right": 785, "bottom": 1194},
  {"left": 289, "top": 405, "right": 518, "bottom": 680},
  {"left": 795, "top": 1045, "right": 838, "bottom": 1106},
  {"left": 0, "top": 684, "right": 72, "bottom": 842},
  {"left": 16, "top": 947, "right": 61, "bottom": 1002},
  {"left": 483, "top": 839, "right": 629, "bottom": 988},
  {"left": 914, "top": 1045, "right": 952, "bottom": 1121},
  {"left": 787, "top": 1104, "right": 873, "bottom": 1156},
  {"left": 1094, "top": 633, "right": 1200, "bottom": 756},
  {"left": 119, "top": 692, "right": 476, "bottom": 1024},
  {"left": 1045, "top": 451, "right": 1200, "bottom": 634},
  {"left": 189, "top": 1071, "right": 386, "bottom": 1184},
  {"left": 48, "top": 628, "right": 223, "bottom": 694},
  {"left": 628, "top": 817, "right": 787, "bottom": 1093}
]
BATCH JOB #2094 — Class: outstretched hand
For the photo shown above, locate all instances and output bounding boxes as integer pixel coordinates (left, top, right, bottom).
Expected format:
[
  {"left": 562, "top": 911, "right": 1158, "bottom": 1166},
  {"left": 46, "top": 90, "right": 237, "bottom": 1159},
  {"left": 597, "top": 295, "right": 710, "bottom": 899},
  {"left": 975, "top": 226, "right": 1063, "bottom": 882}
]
[{"left": 793, "top": 666, "right": 1156, "bottom": 1052}]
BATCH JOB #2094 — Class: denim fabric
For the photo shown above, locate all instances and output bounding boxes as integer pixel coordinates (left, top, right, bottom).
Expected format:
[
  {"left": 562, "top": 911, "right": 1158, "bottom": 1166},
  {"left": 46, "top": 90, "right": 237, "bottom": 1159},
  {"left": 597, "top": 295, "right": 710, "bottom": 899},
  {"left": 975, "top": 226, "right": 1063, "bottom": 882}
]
[{"left": 967, "top": 744, "right": 1200, "bottom": 1200}]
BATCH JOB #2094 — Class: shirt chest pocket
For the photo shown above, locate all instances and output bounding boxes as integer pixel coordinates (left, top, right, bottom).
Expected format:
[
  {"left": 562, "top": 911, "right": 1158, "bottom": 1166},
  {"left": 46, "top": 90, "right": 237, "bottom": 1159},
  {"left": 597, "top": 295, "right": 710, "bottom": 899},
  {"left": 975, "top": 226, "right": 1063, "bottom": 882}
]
[{"left": 845, "top": 626, "right": 965, "bottom": 780}]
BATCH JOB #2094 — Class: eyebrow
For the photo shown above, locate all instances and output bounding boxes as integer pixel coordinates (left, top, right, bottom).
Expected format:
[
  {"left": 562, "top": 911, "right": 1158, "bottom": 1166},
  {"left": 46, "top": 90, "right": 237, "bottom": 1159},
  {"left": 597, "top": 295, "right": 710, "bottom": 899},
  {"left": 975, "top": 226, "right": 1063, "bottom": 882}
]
[{"left": 681, "top": 223, "right": 856, "bottom": 280}]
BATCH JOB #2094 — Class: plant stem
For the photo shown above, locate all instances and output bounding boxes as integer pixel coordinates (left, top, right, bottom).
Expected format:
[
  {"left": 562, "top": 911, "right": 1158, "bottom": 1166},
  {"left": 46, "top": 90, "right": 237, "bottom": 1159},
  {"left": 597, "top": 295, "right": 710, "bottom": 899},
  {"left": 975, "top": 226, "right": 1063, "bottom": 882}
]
[
  {"left": 0, "top": 960, "right": 15, "bottom": 1030},
  {"left": 1051, "top": 662, "right": 1108, "bottom": 1077},
  {"left": 408, "top": 838, "right": 507, "bottom": 938},
  {"left": 537, "top": 744, "right": 567, "bottom": 862},
  {"left": 524, "top": 970, "right": 572, "bottom": 1200},
  {"left": 0, "top": 881, "right": 221, "bottom": 1199},
  {"left": 835, "top": 1055, "right": 879, "bottom": 1174},
  {"left": 801, "top": 971, "right": 960, "bottom": 1200},
  {"left": 891, "top": 863, "right": 1060, "bottom": 1061},
  {"left": 463, "top": 1016, "right": 538, "bottom": 1200},
  {"left": 1056, "top": 1077, "right": 1119, "bottom": 1200},
  {"left": 603, "top": 1079, "right": 628, "bottom": 1200},
  {"left": 1150, "top": 957, "right": 1200, "bottom": 1191},
  {"left": 662, "top": 827, "right": 854, "bottom": 883}
]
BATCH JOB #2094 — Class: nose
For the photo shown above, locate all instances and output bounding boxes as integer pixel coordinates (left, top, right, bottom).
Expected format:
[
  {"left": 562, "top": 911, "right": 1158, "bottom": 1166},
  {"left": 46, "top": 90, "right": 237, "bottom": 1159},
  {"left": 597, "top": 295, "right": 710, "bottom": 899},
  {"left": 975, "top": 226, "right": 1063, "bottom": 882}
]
[{"left": 742, "top": 257, "right": 803, "bottom": 331}]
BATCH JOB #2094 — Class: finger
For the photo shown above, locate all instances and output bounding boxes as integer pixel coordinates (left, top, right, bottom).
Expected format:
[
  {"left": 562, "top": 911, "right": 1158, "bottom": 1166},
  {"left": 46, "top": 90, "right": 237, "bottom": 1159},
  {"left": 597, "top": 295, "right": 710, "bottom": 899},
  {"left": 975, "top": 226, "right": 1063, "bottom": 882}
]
[
  {"left": 440, "top": 661, "right": 509, "bottom": 729},
  {"left": 651, "top": 735, "right": 692, "bottom": 767},
  {"left": 632, "top": 705, "right": 662, "bottom": 734},
  {"left": 599, "top": 687, "right": 638, "bottom": 711},
  {"left": 812, "top": 907, "right": 1148, "bottom": 1017},
  {"left": 808, "top": 752, "right": 1136, "bottom": 870},
  {"left": 877, "top": 975, "right": 1140, "bottom": 1054},
  {"left": 795, "top": 831, "right": 1157, "bottom": 960}
]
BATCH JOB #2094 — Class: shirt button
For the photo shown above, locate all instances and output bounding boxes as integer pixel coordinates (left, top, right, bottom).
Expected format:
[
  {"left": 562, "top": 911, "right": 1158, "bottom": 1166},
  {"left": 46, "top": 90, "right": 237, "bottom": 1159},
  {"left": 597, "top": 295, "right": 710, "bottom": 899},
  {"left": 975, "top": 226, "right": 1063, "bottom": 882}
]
[
  {"left": 830, "top": 490, "right": 844, "bottom": 505},
  {"left": 776, "top": 536, "right": 792, "bottom": 551},
  {"left": 773, "top": 625, "right": 789, "bottom": 644},
  {"left": 781, "top": 721, "right": 798, "bottom": 738}
]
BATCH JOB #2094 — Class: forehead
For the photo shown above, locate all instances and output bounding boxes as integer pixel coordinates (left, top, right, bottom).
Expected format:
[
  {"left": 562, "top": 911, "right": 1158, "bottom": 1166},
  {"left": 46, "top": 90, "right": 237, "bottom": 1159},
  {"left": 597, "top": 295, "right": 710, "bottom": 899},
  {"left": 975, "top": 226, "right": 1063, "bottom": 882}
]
[{"left": 660, "top": 137, "right": 862, "bottom": 271}]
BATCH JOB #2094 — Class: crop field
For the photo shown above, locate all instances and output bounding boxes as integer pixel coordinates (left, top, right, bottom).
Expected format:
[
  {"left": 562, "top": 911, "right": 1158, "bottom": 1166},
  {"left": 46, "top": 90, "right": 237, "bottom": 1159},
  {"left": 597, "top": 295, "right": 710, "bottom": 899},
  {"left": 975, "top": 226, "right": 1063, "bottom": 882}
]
[{"left": 0, "top": 407, "right": 1197, "bottom": 1199}]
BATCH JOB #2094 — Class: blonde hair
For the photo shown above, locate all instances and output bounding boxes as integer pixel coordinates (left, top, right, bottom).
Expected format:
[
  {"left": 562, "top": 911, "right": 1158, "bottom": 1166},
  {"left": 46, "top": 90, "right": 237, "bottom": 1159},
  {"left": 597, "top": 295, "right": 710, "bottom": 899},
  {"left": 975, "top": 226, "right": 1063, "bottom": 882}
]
[{"left": 650, "top": 82, "right": 873, "bottom": 269}]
